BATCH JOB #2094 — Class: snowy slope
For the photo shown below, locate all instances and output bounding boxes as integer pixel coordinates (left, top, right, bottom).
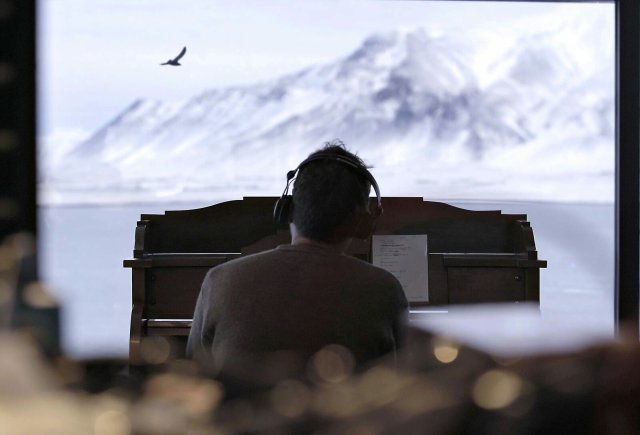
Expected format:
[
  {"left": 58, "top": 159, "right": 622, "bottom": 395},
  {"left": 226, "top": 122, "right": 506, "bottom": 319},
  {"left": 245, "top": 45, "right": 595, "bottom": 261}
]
[{"left": 41, "top": 12, "right": 614, "bottom": 205}]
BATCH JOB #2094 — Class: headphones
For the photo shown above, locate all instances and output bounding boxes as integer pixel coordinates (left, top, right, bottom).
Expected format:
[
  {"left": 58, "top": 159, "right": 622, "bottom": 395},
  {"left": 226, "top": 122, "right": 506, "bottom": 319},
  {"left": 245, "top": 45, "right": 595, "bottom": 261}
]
[{"left": 273, "top": 152, "right": 383, "bottom": 238}]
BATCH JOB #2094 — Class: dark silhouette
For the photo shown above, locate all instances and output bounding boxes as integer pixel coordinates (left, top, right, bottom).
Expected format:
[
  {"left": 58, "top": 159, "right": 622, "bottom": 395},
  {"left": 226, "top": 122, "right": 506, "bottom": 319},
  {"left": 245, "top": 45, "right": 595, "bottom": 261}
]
[
  {"left": 187, "top": 141, "right": 408, "bottom": 396},
  {"left": 160, "top": 46, "right": 186, "bottom": 66}
]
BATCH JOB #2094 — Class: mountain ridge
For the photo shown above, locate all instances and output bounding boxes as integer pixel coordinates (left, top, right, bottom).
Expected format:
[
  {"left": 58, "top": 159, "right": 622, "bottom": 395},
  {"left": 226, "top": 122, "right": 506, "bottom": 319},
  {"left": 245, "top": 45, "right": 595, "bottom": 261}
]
[{"left": 45, "top": 16, "right": 614, "bottom": 205}]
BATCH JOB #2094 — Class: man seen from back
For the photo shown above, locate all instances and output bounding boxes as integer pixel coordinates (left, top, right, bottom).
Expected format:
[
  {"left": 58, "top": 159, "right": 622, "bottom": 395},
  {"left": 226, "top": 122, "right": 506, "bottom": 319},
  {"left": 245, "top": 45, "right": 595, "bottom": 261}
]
[{"left": 187, "top": 141, "right": 409, "bottom": 388}]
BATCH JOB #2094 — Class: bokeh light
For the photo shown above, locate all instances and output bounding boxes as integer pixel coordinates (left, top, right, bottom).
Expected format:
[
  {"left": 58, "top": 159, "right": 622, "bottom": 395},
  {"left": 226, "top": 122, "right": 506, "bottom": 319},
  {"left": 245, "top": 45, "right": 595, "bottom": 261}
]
[{"left": 472, "top": 369, "right": 523, "bottom": 410}]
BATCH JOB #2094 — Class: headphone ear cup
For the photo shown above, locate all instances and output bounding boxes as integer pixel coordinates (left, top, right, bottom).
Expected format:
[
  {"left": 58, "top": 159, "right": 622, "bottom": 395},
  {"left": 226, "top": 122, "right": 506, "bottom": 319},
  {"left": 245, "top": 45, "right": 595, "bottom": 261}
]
[{"left": 273, "top": 195, "right": 293, "bottom": 225}]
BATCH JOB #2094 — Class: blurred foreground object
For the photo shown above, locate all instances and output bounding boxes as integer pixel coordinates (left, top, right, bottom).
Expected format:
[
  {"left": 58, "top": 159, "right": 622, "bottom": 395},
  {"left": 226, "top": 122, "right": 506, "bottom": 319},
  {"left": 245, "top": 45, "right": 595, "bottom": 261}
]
[
  {"left": 0, "top": 320, "right": 636, "bottom": 434},
  {"left": 0, "top": 232, "right": 60, "bottom": 357}
]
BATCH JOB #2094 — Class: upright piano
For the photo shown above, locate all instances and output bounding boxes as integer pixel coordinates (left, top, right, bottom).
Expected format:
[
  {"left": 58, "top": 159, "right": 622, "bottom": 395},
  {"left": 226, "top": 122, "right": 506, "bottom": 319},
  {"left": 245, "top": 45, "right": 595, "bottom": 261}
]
[{"left": 124, "top": 197, "right": 546, "bottom": 364}]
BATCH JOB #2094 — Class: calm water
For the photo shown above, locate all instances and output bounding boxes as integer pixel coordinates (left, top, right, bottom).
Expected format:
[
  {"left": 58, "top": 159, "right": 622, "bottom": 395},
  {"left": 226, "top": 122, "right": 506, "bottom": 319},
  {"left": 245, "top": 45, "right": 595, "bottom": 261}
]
[{"left": 38, "top": 200, "right": 614, "bottom": 358}]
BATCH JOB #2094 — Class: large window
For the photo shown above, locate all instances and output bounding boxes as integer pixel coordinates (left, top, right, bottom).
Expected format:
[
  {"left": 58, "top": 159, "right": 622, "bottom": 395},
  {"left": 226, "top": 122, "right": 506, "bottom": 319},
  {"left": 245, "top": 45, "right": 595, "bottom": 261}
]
[{"left": 38, "top": 1, "right": 615, "bottom": 357}]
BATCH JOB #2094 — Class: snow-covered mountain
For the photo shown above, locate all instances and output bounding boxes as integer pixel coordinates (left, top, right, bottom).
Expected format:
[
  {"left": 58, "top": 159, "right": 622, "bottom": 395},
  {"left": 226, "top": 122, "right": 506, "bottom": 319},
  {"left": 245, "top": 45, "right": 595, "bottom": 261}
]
[{"left": 42, "top": 12, "right": 614, "bottom": 205}]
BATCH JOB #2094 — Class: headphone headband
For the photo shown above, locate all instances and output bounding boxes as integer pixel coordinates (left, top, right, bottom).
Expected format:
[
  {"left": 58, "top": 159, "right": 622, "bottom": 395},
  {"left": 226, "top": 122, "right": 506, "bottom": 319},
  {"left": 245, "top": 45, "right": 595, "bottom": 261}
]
[
  {"left": 273, "top": 152, "right": 383, "bottom": 226},
  {"left": 293, "top": 152, "right": 382, "bottom": 210}
]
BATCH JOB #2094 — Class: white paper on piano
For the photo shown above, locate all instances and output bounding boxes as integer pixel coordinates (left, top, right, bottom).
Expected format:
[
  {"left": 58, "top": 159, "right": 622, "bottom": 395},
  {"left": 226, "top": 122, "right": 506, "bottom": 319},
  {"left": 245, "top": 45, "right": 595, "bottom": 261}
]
[{"left": 371, "top": 234, "right": 429, "bottom": 303}]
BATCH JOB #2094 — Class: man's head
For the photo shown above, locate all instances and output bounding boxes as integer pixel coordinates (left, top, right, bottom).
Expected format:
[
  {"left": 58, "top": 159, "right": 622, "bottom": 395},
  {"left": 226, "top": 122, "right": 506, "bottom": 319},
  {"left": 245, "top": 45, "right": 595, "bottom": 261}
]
[{"left": 290, "top": 141, "right": 376, "bottom": 242}]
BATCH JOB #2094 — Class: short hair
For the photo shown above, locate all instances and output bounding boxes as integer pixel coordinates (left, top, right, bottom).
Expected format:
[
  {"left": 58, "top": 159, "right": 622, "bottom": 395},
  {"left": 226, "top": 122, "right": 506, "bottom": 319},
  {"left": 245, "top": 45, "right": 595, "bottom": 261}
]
[{"left": 291, "top": 141, "right": 371, "bottom": 242}]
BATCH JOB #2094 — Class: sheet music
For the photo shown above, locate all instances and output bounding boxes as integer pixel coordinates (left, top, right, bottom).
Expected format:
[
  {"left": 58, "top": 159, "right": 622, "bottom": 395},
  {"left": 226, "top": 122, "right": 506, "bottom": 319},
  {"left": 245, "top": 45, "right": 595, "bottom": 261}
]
[{"left": 372, "top": 235, "right": 429, "bottom": 302}]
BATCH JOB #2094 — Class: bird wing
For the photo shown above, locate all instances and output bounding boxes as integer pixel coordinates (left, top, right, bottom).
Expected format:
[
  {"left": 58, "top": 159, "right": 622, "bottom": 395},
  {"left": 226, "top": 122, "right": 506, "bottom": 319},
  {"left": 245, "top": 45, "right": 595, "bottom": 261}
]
[{"left": 173, "top": 46, "right": 187, "bottom": 62}]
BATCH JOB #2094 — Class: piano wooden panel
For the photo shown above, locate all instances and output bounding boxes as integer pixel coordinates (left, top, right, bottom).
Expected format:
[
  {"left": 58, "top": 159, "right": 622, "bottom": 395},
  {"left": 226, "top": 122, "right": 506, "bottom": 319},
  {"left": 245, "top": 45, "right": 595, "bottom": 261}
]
[{"left": 124, "top": 197, "right": 546, "bottom": 364}]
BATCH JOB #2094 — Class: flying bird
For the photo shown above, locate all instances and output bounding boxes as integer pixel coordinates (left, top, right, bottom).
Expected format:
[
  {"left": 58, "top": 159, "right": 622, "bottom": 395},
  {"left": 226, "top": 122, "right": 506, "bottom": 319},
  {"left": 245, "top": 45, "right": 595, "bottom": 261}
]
[{"left": 160, "top": 46, "right": 187, "bottom": 66}]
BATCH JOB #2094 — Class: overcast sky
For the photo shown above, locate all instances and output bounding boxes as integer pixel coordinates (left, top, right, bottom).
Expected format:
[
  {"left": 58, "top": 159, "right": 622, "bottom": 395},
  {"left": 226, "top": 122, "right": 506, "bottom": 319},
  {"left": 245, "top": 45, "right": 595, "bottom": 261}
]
[{"left": 38, "top": 0, "right": 612, "bottom": 137}]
